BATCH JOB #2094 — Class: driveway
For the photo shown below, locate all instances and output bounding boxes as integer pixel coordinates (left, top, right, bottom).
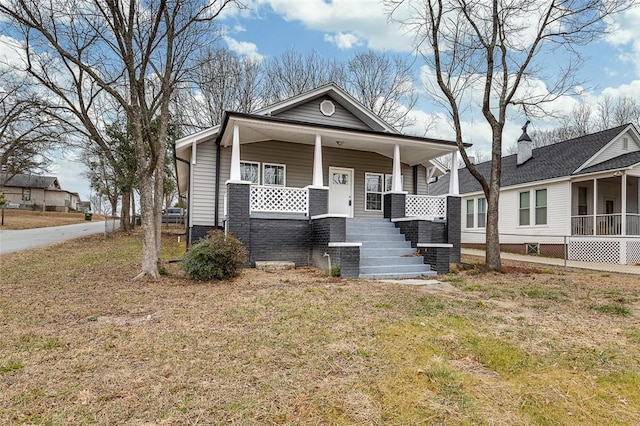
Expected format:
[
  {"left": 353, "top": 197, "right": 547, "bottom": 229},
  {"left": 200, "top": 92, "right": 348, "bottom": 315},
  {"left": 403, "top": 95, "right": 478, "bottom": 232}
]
[{"left": 0, "top": 219, "right": 120, "bottom": 255}]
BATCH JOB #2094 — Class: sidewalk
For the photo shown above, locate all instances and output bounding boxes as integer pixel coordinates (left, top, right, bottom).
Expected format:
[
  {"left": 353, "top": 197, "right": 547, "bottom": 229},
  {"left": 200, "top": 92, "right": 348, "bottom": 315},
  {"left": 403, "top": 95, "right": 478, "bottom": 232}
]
[{"left": 462, "top": 248, "right": 640, "bottom": 275}]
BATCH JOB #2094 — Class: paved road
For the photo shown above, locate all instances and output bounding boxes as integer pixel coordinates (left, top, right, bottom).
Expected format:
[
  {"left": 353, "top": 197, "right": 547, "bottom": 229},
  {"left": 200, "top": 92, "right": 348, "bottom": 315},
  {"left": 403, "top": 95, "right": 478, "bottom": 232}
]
[{"left": 0, "top": 219, "right": 120, "bottom": 255}]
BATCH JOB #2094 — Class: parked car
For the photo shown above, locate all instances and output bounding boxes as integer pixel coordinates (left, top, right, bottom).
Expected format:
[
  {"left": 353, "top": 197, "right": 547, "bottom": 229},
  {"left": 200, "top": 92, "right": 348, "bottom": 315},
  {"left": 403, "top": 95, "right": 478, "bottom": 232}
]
[{"left": 162, "top": 208, "right": 185, "bottom": 224}]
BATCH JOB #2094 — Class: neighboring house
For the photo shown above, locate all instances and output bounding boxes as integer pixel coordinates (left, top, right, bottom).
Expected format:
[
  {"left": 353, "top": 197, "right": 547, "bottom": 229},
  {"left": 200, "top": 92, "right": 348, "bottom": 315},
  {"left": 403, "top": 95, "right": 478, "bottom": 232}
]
[
  {"left": 430, "top": 123, "right": 640, "bottom": 265},
  {"left": 0, "top": 173, "right": 82, "bottom": 212},
  {"left": 174, "top": 83, "right": 466, "bottom": 279}
]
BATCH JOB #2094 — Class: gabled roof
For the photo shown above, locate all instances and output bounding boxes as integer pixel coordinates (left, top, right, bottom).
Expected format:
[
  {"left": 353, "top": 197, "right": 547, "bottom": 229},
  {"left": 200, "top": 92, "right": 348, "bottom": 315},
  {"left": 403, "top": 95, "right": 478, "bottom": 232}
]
[
  {"left": 175, "top": 82, "right": 395, "bottom": 149},
  {"left": 1, "top": 173, "right": 61, "bottom": 190},
  {"left": 252, "top": 82, "right": 396, "bottom": 133},
  {"left": 429, "top": 123, "right": 635, "bottom": 195}
]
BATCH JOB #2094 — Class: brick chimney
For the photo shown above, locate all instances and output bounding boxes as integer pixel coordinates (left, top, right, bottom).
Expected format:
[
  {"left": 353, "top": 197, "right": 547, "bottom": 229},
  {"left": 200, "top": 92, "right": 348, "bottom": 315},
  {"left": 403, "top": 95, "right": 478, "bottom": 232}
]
[{"left": 517, "top": 120, "right": 533, "bottom": 165}]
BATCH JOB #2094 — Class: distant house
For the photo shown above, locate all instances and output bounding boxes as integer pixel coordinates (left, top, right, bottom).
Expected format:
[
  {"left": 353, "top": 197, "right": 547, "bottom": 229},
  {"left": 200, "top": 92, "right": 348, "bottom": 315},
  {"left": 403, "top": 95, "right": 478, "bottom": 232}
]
[
  {"left": 0, "top": 173, "right": 81, "bottom": 212},
  {"left": 430, "top": 123, "right": 640, "bottom": 265},
  {"left": 174, "top": 83, "right": 466, "bottom": 279}
]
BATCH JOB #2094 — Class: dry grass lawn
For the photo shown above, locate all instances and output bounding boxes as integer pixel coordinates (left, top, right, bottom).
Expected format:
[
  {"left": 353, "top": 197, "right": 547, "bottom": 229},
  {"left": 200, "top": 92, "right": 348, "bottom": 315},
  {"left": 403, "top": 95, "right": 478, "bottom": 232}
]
[
  {"left": 1, "top": 231, "right": 639, "bottom": 425},
  {"left": 0, "top": 210, "right": 106, "bottom": 230}
]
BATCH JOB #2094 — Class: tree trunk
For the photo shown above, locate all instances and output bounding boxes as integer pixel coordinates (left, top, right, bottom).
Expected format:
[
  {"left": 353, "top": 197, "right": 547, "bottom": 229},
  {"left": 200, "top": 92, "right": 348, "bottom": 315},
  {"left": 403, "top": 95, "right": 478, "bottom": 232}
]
[
  {"left": 137, "top": 173, "right": 160, "bottom": 279},
  {"left": 131, "top": 191, "right": 136, "bottom": 229},
  {"left": 120, "top": 190, "right": 131, "bottom": 231},
  {"left": 485, "top": 129, "right": 503, "bottom": 270}
]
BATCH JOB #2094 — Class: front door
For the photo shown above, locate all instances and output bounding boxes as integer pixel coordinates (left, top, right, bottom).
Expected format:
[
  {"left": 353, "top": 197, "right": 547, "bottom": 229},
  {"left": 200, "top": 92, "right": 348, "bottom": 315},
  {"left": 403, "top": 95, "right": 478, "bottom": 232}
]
[{"left": 328, "top": 167, "right": 354, "bottom": 217}]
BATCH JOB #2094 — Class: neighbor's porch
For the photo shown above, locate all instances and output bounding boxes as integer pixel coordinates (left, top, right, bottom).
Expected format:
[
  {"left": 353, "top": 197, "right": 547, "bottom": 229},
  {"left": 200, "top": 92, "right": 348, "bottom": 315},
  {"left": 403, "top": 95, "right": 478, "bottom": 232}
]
[{"left": 571, "top": 174, "right": 640, "bottom": 236}]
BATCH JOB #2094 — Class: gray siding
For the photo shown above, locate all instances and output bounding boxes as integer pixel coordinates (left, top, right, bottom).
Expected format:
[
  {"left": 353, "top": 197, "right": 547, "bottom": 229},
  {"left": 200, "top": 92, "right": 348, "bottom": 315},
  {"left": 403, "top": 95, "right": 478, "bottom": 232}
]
[
  {"left": 194, "top": 140, "right": 427, "bottom": 225},
  {"left": 191, "top": 140, "right": 217, "bottom": 226},
  {"left": 276, "top": 95, "right": 372, "bottom": 130}
]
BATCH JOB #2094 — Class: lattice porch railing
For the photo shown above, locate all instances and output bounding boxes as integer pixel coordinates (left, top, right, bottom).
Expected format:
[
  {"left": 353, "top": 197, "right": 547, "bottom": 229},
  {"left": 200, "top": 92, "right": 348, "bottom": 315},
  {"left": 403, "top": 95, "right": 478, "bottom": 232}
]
[
  {"left": 405, "top": 195, "right": 446, "bottom": 218},
  {"left": 250, "top": 185, "right": 308, "bottom": 214}
]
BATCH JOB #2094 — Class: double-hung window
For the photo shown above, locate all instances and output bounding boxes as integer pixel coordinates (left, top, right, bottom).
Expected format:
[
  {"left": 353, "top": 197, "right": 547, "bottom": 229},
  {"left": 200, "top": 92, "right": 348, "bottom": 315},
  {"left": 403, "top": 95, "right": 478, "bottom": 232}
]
[
  {"left": 263, "top": 163, "right": 285, "bottom": 186},
  {"left": 365, "top": 173, "right": 383, "bottom": 211},
  {"left": 477, "top": 198, "right": 487, "bottom": 228},
  {"left": 466, "top": 199, "right": 474, "bottom": 228},
  {"left": 519, "top": 189, "right": 547, "bottom": 226},
  {"left": 240, "top": 161, "right": 260, "bottom": 184},
  {"left": 519, "top": 192, "right": 530, "bottom": 226},
  {"left": 535, "top": 189, "right": 547, "bottom": 225}
]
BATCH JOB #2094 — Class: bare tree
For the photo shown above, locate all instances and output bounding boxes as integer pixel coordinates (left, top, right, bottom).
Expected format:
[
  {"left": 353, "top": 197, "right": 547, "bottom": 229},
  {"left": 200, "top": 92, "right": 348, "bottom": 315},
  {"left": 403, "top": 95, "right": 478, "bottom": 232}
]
[
  {"left": 0, "top": 70, "right": 65, "bottom": 184},
  {"left": 598, "top": 95, "right": 640, "bottom": 129},
  {"left": 1, "top": 0, "right": 239, "bottom": 279},
  {"left": 388, "top": 0, "right": 633, "bottom": 270},
  {"left": 347, "top": 50, "right": 418, "bottom": 130},
  {"left": 184, "top": 47, "right": 263, "bottom": 129},
  {"left": 262, "top": 50, "right": 346, "bottom": 103}
]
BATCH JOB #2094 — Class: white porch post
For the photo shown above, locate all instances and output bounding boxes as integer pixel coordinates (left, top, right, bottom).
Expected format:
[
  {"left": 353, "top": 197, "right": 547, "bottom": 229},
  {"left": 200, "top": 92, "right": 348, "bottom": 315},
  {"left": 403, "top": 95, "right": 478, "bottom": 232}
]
[
  {"left": 230, "top": 124, "right": 241, "bottom": 181},
  {"left": 622, "top": 172, "right": 627, "bottom": 235},
  {"left": 449, "top": 153, "right": 460, "bottom": 195},
  {"left": 593, "top": 178, "right": 597, "bottom": 235},
  {"left": 392, "top": 144, "right": 402, "bottom": 192},
  {"left": 313, "top": 134, "right": 323, "bottom": 187}
]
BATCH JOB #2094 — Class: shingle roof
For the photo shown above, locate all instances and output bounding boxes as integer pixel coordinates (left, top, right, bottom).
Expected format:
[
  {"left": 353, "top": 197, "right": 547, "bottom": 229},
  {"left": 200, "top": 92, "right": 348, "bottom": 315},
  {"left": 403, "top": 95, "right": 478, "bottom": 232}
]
[
  {"left": 429, "top": 124, "right": 632, "bottom": 195},
  {"left": 1, "top": 173, "right": 60, "bottom": 190}
]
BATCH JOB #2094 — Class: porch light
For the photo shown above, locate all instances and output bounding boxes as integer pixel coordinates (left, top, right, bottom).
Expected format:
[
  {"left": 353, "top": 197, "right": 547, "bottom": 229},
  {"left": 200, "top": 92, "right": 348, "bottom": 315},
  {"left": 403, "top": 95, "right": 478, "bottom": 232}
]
[{"left": 336, "top": 140, "right": 344, "bottom": 146}]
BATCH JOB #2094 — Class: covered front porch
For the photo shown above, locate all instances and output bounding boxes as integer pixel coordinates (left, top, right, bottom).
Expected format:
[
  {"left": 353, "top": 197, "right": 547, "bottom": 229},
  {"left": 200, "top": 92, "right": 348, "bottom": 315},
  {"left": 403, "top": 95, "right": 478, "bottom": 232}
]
[{"left": 571, "top": 173, "right": 640, "bottom": 236}]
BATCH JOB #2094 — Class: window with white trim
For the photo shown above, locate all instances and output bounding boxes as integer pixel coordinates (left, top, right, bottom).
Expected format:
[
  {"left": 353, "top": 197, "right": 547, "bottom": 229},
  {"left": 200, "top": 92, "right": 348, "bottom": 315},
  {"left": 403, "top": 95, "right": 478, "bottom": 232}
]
[
  {"left": 365, "top": 173, "right": 383, "bottom": 211},
  {"left": 519, "top": 191, "right": 530, "bottom": 226},
  {"left": 240, "top": 161, "right": 259, "bottom": 184},
  {"left": 22, "top": 188, "right": 31, "bottom": 201},
  {"left": 263, "top": 163, "right": 285, "bottom": 186},
  {"left": 466, "top": 199, "right": 474, "bottom": 228},
  {"left": 535, "top": 189, "right": 547, "bottom": 225},
  {"left": 477, "top": 198, "right": 487, "bottom": 228},
  {"left": 519, "top": 188, "right": 547, "bottom": 226}
]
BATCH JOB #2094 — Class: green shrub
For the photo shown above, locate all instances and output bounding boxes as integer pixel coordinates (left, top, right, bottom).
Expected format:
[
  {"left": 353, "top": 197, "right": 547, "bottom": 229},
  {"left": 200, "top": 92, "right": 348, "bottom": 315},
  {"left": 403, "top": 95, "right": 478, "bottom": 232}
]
[
  {"left": 330, "top": 265, "right": 341, "bottom": 277},
  {"left": 182, "top": 230, "right": 247, "bottom": 281}
]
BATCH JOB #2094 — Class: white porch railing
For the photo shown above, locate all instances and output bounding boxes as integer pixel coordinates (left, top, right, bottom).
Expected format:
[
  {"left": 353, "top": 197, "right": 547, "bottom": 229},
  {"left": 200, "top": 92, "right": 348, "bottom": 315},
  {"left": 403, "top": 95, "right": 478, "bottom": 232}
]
[
  {"left": 627, "top": 214, "right": 640, "bottom": 236},
  {"left": 405, "top": 195, "right": 447, "bottom": 218},
  {"left": 572, "top": 214, "right": 640, "bottom": 236},
  {"left": 571, "top": 215, "right": 593, "bottom": 235},
  {"left": 250, "top": 185, "right": 308, "bottom": 214}
]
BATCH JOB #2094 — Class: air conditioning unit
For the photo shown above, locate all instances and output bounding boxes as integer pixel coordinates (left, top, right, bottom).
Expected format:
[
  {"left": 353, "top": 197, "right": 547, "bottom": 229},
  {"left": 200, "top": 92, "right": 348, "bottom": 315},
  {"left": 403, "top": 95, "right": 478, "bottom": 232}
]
[{"left": 525, "top": 243, "right": 540, "bottom": 255}]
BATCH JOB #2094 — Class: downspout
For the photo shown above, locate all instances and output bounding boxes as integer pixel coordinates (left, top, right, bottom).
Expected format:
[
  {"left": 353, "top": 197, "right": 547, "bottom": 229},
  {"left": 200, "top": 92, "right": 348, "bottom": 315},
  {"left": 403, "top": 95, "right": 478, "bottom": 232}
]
[
  {"left": 412, "top": 165, "right": 418, "bottom": 195},
  {"left": 215, "top": 137, "right": 221, "bottom": 229},
  {"left": 173, "top": 142, "right": 191, "bottom": 243}
]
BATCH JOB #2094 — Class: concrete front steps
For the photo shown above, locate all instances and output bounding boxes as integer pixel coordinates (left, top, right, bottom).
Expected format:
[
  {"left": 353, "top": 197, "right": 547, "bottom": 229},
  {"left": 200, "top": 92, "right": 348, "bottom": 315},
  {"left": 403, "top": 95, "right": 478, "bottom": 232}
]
[{"left": 346, "top": 218, "right": 436, "bottom": 279}]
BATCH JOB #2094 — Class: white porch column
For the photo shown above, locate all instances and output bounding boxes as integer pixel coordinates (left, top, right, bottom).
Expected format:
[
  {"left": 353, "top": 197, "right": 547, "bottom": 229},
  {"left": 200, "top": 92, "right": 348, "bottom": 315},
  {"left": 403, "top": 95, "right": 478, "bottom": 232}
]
[
  {"left": 230, "top": 124, "right": 241, "bottom": 181},
  {"left": 593, "top": 178, "right": 597, "bottom": 235},
  {"left": 449, "top": 153, "right": 460, "bottom": 195},
  {"left": 622, "top": 172, "right": 627, "bottom": 235},
  {"left": 392, "top": 144, "right": 402, "bottom": 192},
  {"left": 313, "top": 134, "right": 323, "bottom": 187}
]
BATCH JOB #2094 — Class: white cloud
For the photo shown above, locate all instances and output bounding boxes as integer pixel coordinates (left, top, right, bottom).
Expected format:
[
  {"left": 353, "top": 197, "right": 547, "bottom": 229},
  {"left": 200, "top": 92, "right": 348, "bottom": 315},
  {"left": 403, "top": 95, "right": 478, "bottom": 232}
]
[
  {"left": 223, "top": 36, "right": 265, "bottom": 62},
  {"left": 605, "top": 3, "right": 640, "bottom": 76},
  {"left": 323, "top": 32, "right": 362, "bottom": 50},
  {"left": 250, "top": 0, "right": 414, "bottom": 51}
]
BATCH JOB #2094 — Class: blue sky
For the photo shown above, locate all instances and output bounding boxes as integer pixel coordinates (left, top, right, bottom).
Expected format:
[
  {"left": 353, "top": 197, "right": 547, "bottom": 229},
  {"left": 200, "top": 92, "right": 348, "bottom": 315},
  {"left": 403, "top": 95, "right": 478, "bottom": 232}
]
[{"left": 3, "top": 0, "right": 640, "bottom": 201}]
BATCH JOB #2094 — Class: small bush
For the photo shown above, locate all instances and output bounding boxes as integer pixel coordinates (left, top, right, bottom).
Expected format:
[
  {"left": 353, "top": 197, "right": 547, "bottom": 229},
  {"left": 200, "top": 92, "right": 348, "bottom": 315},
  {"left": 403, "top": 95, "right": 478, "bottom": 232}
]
[
  {"left": 330, "top": 265, "right": 341, "bottom": 277},
  {"left": 182, "top": 230, "right": 247, "bottom": 281}
]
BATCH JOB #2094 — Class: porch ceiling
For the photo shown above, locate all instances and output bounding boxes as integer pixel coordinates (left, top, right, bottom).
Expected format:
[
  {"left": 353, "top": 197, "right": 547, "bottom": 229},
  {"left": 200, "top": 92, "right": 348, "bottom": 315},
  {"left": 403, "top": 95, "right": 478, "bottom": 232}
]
[{"left": 219, "top": 113, "right": 460, "bottom": 167}]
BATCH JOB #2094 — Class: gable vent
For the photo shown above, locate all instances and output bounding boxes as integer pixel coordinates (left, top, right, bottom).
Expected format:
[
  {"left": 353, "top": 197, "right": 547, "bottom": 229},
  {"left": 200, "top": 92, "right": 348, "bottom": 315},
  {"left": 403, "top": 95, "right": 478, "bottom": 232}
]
[{"left": 320, "top": 100, "right": 335, "bottom": 117}]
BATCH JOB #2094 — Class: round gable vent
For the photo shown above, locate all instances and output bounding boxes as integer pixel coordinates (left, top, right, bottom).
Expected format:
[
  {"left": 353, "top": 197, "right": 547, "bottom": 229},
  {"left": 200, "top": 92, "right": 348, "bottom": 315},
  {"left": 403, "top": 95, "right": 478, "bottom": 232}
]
[{"left": 319, "top": 100, "right": 336, "bottom": 117}]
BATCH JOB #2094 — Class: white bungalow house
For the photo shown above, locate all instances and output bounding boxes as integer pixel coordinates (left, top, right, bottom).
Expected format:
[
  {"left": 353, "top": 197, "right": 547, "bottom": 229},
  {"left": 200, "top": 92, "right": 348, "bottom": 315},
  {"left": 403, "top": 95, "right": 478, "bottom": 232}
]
[
  {"left": 429, "top": 123, "right": 640, "bottom": 265},
  {"left": 173, "top": 83, "right": 466, "bottom": 279}
]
